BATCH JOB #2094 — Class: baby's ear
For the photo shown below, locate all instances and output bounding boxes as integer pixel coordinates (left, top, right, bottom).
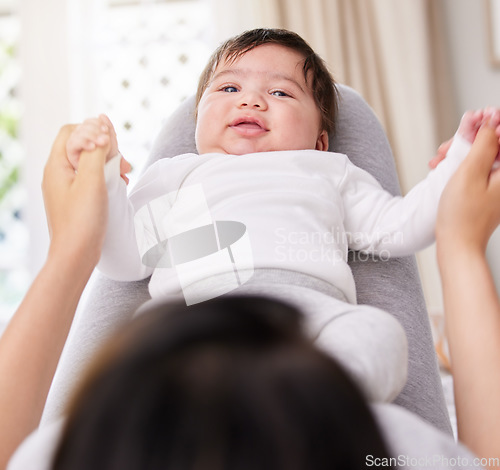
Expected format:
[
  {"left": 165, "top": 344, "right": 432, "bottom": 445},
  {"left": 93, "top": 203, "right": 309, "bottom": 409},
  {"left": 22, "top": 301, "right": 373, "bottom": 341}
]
[{"left": 315, "top": 130, "right": 329, "bottom": 151}]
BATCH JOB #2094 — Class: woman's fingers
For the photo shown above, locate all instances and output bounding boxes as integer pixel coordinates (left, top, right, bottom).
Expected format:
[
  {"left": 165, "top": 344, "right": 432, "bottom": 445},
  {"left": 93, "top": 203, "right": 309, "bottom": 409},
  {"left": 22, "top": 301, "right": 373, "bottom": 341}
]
[
  {"left": 464, "top": 122, "right": 500, "bottom": 180},
  {"left": 43, "top": 125, "right": 78, "bottom": 192}
]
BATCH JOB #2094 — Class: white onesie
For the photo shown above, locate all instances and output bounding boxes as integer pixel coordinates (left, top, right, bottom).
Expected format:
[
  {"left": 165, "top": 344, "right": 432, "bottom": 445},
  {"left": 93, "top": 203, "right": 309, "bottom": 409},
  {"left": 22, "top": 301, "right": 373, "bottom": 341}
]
[{"left": 99, "top": 134, "right": 471, "bottom": 306}]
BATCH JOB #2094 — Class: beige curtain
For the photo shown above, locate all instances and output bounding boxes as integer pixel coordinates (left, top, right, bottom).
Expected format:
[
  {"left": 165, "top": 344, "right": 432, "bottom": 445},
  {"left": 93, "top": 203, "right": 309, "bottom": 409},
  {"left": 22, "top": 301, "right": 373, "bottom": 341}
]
[{"left": 211, "top": 0, "right": 457, "bottom": 311}]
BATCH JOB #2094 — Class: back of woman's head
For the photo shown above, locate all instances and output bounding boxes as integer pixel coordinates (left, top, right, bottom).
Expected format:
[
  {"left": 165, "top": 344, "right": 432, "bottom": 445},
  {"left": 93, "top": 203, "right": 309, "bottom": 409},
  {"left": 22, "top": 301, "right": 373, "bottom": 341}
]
[{"left": 52, "top": 295, "right": 390, "bottom": 470}]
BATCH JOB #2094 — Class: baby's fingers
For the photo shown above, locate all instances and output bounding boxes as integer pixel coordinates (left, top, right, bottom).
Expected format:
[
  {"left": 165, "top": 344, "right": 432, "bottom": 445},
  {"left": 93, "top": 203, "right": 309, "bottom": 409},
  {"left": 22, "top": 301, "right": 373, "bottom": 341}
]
[
  {"left": 73, "top": 119, "right": 109, "bottom": 146},
  {"left": 98, "top": 114, "right": 119, "bottom": 159},
  {"left": 78, "top": 118, "right": 110, "bottom": 146},
  {"left": 458, "top": 109, "right": 484, "bottom": 143},
  {"left": 99, "top": 114, "right": 115, "bottom": 134},
  {"left": 67, "top": 120, "right": 111, "bottom": 168},
  {"left": 483, "top": 107, "right": 500, "bottom": 122}
]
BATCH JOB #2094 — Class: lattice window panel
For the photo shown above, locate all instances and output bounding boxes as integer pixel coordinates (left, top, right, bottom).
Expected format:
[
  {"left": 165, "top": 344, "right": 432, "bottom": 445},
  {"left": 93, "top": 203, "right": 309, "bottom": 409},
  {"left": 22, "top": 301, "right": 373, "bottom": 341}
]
[
  {"left": 0, "top": 0, "right": 213, "bottom": 322},
  {"left": 0, "top": 11, "right": 28, "bottom": 323},
  {"left": 90, "top": 0, "right": 212, "bottom": 181}
]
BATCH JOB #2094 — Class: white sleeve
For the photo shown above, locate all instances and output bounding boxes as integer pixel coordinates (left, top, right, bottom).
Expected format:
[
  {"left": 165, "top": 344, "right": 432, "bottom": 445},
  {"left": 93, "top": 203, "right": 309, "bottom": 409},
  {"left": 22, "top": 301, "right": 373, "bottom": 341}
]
[
  {"left": 341, "top": 134, "right": 472, "bottom": 256},
  {"left": 97, "top": 155, "right": 165, "bottom": 281}
]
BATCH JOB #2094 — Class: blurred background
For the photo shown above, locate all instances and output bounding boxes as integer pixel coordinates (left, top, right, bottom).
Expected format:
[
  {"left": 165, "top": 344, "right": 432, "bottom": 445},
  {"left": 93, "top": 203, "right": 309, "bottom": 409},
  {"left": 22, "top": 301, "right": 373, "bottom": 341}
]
[{"left": 0, "top": 0, "right": 499, "bottom": 326}]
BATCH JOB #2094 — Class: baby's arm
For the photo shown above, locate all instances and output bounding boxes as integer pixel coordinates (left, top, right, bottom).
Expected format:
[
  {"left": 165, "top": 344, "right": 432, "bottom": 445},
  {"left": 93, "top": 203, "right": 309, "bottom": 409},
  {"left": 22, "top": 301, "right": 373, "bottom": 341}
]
[{"left": 342, "top": 108, "right": 500, "bottom": 256}]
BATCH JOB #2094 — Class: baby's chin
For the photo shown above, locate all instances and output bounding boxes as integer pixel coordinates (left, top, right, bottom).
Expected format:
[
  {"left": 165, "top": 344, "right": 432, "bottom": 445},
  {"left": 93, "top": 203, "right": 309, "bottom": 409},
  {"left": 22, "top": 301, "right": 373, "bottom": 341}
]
[
  {"left": 197, "top": 143, "right": 268, "bottom": 156},
  {"left": 197, "top": 143, "right": 318, "bottom": 156}
]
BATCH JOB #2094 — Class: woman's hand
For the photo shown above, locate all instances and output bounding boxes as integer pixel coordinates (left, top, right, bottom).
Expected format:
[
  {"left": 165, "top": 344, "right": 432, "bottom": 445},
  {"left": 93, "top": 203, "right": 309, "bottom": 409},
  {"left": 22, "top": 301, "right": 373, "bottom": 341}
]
[
  {"left": 436, "top": 122, "right": 500, "bottom": 464},
  {"left": 0, "top": 125, "right": 113, "bottom": 468},
  {"left": 436, "top": 122, "right": 500, "bottom": 255},
  {"left": 43, "top": 124, "right": 110, "bottom": 265},
  {"left": 66, "top": 114, "right": 131, "bottom": 184}
]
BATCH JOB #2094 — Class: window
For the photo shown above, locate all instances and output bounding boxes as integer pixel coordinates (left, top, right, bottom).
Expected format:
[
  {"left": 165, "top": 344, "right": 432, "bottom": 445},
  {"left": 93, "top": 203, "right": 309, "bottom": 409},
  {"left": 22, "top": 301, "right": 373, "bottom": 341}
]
[
  {"left": 79, "top": 0, "right": 213, "bottom": 180},
  {"left": 0, "top": 2, "right": 27, "bottom": 323},
  {"left": 0, "top": 0, "right": 213, "bottom": 323}
]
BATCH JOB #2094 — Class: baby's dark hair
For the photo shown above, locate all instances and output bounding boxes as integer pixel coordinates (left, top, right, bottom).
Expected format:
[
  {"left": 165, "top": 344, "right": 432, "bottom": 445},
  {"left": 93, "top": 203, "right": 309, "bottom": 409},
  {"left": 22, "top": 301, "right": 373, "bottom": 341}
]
[
  {"left": 196, "top": 28, "right": 339, "bottom": 135},
  {"left": 52, "top": 295, "right": 390, "bottom": 470}
]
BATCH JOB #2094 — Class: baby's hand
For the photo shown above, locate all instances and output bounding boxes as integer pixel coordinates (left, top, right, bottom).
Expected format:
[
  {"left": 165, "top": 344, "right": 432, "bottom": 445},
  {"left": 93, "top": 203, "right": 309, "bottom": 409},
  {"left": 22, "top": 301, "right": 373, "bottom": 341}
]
[
  {"left": 457, "top": 107, "right": 500, "bottom": 144},
  {"left": 456, "top": 109, "right": 485, "bottom": 144},
  {"left": 67, "top": 114, "right": 131, "bottom": 183},
  {"left": 431, "top": 108, "right": 500, "bottom": 169},
  {"left": 67, "top": 114, "right": 118, "bottom": 168}
]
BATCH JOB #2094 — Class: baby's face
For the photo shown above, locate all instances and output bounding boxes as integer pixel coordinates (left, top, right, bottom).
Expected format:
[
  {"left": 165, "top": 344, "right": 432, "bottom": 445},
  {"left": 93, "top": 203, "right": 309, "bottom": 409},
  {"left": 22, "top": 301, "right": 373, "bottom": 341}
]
[{"left": 195, "top": 44, "right": 328, "bottom": 155}]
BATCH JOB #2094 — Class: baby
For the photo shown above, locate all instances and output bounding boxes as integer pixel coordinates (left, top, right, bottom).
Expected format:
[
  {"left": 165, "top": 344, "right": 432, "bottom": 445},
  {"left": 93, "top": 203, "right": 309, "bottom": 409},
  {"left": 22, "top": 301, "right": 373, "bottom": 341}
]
[{"left": 67, "top": 28, "right": 500, "bottom": 403}]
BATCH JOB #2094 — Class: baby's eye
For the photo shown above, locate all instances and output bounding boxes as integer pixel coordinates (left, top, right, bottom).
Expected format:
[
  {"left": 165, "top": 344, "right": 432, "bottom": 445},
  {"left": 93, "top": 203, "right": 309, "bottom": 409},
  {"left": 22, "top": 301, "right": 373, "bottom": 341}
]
[
  {"left": 271, "top": 90, "right": 289, "bottom": 97},
  {"left": 222, "top": 86, "right": 238, "bottom": 93}
]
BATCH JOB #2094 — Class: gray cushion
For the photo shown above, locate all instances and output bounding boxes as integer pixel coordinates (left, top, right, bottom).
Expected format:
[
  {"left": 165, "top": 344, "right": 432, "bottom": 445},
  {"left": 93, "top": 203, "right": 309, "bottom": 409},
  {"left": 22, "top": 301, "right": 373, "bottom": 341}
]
[
  {"left": 41, "top": 85, "right": 452, "bottom": 435},
  {"left": 144, "top": 85, "right": 451, "bottom": 433}
]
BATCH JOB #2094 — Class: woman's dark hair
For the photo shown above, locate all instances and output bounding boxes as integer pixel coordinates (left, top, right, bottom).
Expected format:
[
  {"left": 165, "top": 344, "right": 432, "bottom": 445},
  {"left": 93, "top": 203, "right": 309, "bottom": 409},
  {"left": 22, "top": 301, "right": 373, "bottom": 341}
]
[
  {"left": 52, "top": 295, "right": 390, "bottom": 470},
  {"left": 196, "top": 28, "right": 339, "bottom": 135}
]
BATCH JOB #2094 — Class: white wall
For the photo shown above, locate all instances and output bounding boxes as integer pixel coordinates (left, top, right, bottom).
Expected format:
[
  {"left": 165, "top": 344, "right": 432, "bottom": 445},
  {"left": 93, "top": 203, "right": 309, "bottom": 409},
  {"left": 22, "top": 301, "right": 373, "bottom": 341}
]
[
  {"left": 19, "top": 0, "right": 74, "bottom": 277},
  {"left": 18, "top": 0, "right": 212, "bottom": 277},
  {"left": 442, "top": 0, "right": 500, "bottom": 290}
]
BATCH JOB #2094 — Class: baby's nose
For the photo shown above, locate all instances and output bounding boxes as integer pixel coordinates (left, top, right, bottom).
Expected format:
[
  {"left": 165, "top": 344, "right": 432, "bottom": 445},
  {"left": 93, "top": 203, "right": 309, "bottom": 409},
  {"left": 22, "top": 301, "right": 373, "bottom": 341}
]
[
  {"left": 241, "top": 102, "right": 261, "bottom": 108},
  {"left": 239, "top": 92, "right": 267, "bottom": 110}
]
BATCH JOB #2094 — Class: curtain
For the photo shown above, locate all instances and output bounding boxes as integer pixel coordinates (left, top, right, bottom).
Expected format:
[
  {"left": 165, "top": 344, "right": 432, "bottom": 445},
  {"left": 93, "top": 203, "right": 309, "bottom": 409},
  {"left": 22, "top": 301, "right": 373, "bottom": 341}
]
[
  {"left": 212, "top": 0, "right": 456, "bottom": 191},
  {"left": 211, "top": 0, "right": 457, "bottom": 312}
]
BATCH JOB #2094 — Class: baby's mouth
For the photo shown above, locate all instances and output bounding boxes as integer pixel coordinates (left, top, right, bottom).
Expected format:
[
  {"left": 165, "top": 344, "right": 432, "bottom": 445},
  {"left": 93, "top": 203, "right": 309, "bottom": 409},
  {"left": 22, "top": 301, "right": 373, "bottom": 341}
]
[
  {"left": 229, "top": 117, "right": 269, "bottom": 136},
  {"left": 235, "top": 122, "right": 263, "bottom": 130}
]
